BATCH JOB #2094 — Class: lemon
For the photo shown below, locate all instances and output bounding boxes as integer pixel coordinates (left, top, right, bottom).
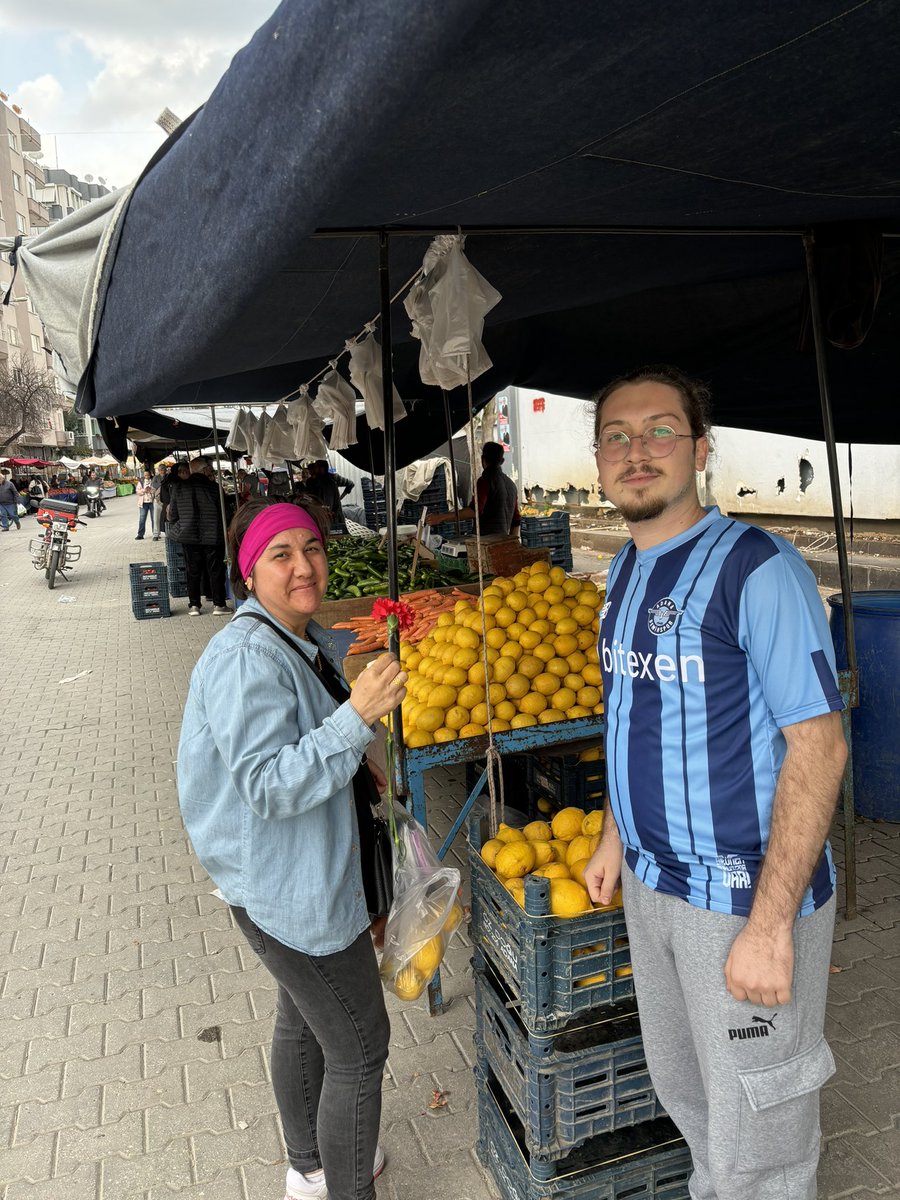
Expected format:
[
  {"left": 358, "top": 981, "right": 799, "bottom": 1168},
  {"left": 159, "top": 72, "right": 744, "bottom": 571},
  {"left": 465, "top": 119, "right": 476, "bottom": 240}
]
[
  {"left": 533, "top": 646, "right": 555, "bottom": 667},
  {"left": 550, "top": 687, "right": 577, "bottom": 712},
  {"left": 549, "top": 839, "right": 569, "bottom": 861},
  {"left": 511, "top": 713, "right": 538, "bottom": 729},
  {"left": 500, "top": 641, "right": 524, "bottom": 662},
  {"left": 505, "top": 673, "right": 530, "bottom": 700},
  {"left": 486, "top": 626, "right": 507, "bottom": 649},
  {"left": 546, "top": 656, "right": 570, "bottom": 679},
  {"left": 442, "top": 666, "right": 468, "bottom": 688},
  {"left": 569, "top": 857, "right": 591, "bottom": 887},
  {"left": 544, "top": 584, "right": 565, "bottom": 605},
  {"left": 494, "top": 700, "right": 517, "bottom": 723},
  {"left": 412, "top": 935, "right": 444, "bottom": 976},
  {"left": 532, "top": 841, "right": 554, "bottom": 866},
  {"left": 427, "top": 685, "right": 456, "bottom": 710},
  {"left": 437, "top": 612, "right": 455, "bottom": 627},
  {"left": 564, "top": 673, "right": 586, "bottom": 693},
  {"left": 534, "top": 672, "right": 561, "bottom": 696},
  {"left": 579, "top": 748, "right": 602, "bottom": 762},
  {"left": 529, "top": 573, "right": 551, "bottom": 593},
  {"left": 518, "top": 655, "right": 544, "bottom": 680},
  {"left": 416, "top": 706, "right": 445, "bottom": 733},
  {"left": 574, "top": 972, "right": 608, "bottom": 988},
  {"left": 518, "top": 630, "right": 542, "bottom": 652},
  {"left": 505, "top": 590, "right": 527, "bottom": 613},
  {"left": 582, "top": 810, "right": 604, "bottom": 836},
  {"left": 406, "top": 651, "right": 423, "bottom": 670},
  {"left": 537, "top": 797, "right": 553, "bottom": 814},
  {"left": 503, "top": 878, "right": 526, "bottom": 907},
  {"left": 523, "top": 820, "right": 552, "bottom": 842},
  {"left": 493, "top": 656, "right": 517, "bottom": 683},
  {"left": 493, "top": 577, "right": 514, "bottom": 595},
  {"left": 406, "top": 730, "right": 435, "bottom": 747},
  {"left": 458, "top": 683, "right": 485, "bottom": 709},
  {"left": 552, "top": 807, "right": 586, "bottom": 840},
  {"left": 571, "top": 604, "right": 596, "bottom": 627},
  {"left": 506, "top": 622, "right": 527, "bottom": 643},
  {"left": 470, "top": 701, "right": 490, "bottom": 726},
  {"left": 394, "top": 965, "right": 426, "bottom": 1001},
  {"left": 481, "top": 593, "right": 502, "bottom": 615},
  {"left": 497, "top": 823, "right": 527, "bottom": 843},
  {"left": 555, "top": 616, "right": 579, "bottom": 636},
  {"left": 547, "top": 603, "right": 570, "bottom": 624},
  {"left": 566, "top": 835, "right": 593, "bottom": 864},
  {"left": 495, "top": 841, "right": 537, "bottom": 878},
  {"left": 419, "top": 656, "right": 437, "bottom": 678},
  {"left": 494, "top": 606, "right": 516, "bottom": 629},
  {"left": 583, "top": 664, "right": 603, "bottom": 687},
  {"left": 489, "top": 717, "right": 511, "bottom": 732},
  {"left": 549, "top": 878, "right": 591, "bottom": 917},
  {"left": 445, "top": 901, "right": 464, "bottom": 933},
  {"left": 533, "top": 862, "right": 570, "bottom": 879},
  {"left": 433, "top": 727, "right": 458, "bottom": 743},
  {"left": 566, "top": 650, "right": 588, "bottom": 673},
  {"left": 519, "top": 691, "right": 548, "bottom": 716},
  {"left": 576, "top": 629, "right": 596, "bottom": 651},
  {"left": 455, "top": 626, "right": 480, "bottom": 650},
  {"left": 453, "top": 647, "right": 479, "bottom": 670},
  {"left": 480, "top": 838, "right": 505, "bottom": 867},
  {"left": 459, "top": 723, "right": 486, "bottom": 738},
  {"left": 538, "top": 710, "right": 566, "bottom": 724},
  {"left": 578, "top": 686, "right": 602, "bottom": 708}
]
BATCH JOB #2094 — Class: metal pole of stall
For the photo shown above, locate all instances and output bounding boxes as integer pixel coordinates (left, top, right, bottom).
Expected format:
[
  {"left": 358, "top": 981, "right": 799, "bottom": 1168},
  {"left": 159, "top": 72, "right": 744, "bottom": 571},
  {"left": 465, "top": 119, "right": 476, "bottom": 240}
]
[
  {"left": 378, "top": 230, "right": 406, "bottom": 793},
  {"left": 442, "top": 390, "right": 462, "bottom": 535},
  {"left": 208, "top": 407, "right": 231, "bottom": 550},
  {"left": 802, "top": 231, "right": 858, "bottom": 918}
]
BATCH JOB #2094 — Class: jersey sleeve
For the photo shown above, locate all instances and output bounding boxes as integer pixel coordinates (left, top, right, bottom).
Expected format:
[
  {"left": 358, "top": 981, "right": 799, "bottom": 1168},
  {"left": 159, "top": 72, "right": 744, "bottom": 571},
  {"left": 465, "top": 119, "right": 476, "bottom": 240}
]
[{"left": 738, "top": 547, "right": 844, "bottom": 727}]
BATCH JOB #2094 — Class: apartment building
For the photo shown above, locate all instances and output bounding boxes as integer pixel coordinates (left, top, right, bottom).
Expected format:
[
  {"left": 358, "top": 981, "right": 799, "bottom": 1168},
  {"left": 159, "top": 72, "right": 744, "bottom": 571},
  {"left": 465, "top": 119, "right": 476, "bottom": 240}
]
[{"left": 0, "top": 96, "right": 71, "bottom": 456}]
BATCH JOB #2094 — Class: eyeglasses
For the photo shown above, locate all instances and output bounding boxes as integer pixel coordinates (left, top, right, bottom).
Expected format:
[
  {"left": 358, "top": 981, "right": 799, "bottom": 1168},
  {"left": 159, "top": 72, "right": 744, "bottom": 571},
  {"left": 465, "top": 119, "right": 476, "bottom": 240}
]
[{"left": 593, "top": 425, "right": 697, "bottom": 463}]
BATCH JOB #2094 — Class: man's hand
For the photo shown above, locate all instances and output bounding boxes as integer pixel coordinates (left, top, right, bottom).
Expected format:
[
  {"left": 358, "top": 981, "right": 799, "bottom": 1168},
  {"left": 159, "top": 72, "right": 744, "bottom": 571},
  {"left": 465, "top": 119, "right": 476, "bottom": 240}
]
[
  {"left": 424, "top": 512, "right": 445, "bottom": 527},
  {"left": 584, "top": 832, "right": 623, "bottom": 906},
  {"left": 724, "top": 923, "right": 794, "bottom": 1007},
  {"left": 366, "top": 758, "right": 387, "bottom": 794}
]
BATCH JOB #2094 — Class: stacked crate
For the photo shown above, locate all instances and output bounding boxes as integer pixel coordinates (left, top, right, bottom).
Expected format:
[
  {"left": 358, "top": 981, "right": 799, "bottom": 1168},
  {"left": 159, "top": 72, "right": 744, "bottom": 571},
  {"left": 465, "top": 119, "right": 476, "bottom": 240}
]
[
  {"left": 520, "top": 512, "right": 573, "bottom": 572},
  {"left": 526, "top": 750, "right": 606, "bottom": 821},
  {"left": 129, "top": 562, "right": 171, "bottom": 620},
  {"left": 164, "top": 538, "right": 189, "bottom": 598},
  {"left": 469, "top": 814, "right": 691, "bottom": 1200},
  {"left": 361, "top": 478, "right": 388, "bottom": 531}
]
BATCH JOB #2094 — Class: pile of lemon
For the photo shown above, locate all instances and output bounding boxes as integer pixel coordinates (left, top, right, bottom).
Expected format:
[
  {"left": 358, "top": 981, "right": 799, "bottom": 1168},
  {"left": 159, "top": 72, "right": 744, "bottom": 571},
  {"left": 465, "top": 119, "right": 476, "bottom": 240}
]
[
  {"left": 399, "top": 563, "right": 604, "bottom": 747},
  {"left": 479, "top": 806, "right": 622, "bottom": 918}
]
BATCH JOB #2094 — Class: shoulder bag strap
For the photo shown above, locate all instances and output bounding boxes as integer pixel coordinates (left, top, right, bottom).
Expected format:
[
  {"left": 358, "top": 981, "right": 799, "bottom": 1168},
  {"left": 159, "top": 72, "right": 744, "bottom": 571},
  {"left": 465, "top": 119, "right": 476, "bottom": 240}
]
[{"left": 232, "top": 611, "right": 348, "bottom": 703}]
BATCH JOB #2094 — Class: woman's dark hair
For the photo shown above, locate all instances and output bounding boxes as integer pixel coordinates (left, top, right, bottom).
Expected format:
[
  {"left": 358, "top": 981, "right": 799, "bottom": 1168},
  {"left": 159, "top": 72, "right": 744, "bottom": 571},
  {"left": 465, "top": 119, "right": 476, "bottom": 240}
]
[
  {"left": 593, "top": 365, "right": 712, "bottom": 442},
  {"left": 227, "top": 497, "right": 331, "bottom": 600}
]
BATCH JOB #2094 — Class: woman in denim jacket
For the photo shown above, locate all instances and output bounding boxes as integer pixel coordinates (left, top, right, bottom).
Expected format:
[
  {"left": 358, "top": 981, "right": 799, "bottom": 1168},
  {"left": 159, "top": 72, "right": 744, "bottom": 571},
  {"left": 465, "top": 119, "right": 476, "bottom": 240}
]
[{"left": 178, "top": 500, "right": 407, "bottom": 1200}]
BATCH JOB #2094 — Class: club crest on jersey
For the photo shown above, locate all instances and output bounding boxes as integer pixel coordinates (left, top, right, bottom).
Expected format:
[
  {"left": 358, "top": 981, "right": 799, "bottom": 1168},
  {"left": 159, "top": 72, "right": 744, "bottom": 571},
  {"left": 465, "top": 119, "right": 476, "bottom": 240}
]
[
  {"left": 647, "top": 597, "right": 683, "bottom": 635},
  {"left": 598, "top": 601, "right": 611, "bottom": 627}
]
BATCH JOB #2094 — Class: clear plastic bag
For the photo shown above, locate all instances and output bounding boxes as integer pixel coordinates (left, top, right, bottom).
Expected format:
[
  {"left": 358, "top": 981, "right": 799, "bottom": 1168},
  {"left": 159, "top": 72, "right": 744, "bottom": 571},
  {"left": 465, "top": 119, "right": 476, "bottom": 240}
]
[{"left": 379, "top": 810, "right": 464, "bottom": 1002}]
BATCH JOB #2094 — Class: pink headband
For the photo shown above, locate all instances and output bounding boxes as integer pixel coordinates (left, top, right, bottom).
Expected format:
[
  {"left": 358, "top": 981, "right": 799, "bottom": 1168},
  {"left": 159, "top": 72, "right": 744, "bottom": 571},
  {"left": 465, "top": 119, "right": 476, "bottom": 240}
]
[{"left": 238, "top": 504, "right": 322, "bottom": 579}]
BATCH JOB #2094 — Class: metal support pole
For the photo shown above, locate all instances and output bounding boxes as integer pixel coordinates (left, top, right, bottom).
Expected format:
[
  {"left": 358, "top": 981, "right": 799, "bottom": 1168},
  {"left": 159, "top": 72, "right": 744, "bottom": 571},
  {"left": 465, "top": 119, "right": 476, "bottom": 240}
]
[
  {"left": 801, "top": 231, "right": 858, "bottom": 917},
  {"left": 208, "top": 407, "right": 231, "bottom": 550},
  {"left": 378, "top": 231, "right": 407, "bottom": 793},
  {"left": 442, "top": 390, "right": 461, "bottom": 535}
]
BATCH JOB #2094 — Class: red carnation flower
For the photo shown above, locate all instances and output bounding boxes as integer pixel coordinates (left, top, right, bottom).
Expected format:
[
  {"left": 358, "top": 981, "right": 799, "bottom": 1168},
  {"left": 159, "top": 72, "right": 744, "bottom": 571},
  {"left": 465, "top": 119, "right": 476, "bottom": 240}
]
[{"left": 371, "top": 597, "right": 416, "bottom": 630}]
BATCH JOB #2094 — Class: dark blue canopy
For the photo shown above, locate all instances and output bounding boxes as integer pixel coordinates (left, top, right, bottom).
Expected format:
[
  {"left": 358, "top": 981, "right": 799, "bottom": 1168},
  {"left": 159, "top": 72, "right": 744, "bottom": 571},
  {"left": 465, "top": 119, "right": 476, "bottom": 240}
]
[{"left": 81, "top": 0, "right": 900, "bottom": 462}]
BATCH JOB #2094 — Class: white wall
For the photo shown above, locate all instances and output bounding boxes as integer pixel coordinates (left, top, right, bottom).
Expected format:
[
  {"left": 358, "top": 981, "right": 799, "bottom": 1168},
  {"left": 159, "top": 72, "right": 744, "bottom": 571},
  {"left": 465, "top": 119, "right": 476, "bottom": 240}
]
[
  {"left": 708, "top": 428, "right": 900, "bottom": 520},
  {"left": 509, "top": 387, "right": 599, "bottom": 503}
]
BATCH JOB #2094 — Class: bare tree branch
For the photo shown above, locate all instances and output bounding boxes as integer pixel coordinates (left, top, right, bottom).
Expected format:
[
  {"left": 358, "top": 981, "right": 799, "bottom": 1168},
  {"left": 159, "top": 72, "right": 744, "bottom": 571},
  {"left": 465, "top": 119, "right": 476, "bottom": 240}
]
[{"left": 0, "top": 355, "right": 58, "bottom": 454}]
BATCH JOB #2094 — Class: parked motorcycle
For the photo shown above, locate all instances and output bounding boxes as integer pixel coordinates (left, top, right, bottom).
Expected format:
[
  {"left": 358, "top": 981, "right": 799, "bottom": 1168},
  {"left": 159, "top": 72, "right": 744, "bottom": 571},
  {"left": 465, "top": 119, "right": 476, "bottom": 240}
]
[
  {"left": 84, "top": 484, "right": 104, "bottom": 517},
  {"left": 30, "top": 500, "right": 84, "bottom": 590}
]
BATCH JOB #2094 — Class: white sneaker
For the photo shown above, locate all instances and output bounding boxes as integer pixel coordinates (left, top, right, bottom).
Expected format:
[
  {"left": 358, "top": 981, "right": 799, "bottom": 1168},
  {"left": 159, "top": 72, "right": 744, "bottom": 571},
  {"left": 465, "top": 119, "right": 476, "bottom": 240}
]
[
  {"left": 188, "top": 605, "right": 201, "bottom": 616},
  {"left": 284, "top": 1146, "right": 385, "bottom": 1199},
  {"left": 212, "top": 604, "right": 231, "bottom": 615}
]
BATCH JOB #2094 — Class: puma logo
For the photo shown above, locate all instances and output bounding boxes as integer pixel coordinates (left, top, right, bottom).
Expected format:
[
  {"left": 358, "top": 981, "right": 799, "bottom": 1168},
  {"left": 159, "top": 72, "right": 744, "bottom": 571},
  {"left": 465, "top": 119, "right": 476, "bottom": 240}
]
[{"left": 729, "top": 1013, "right": 777, "bottom": 1041}]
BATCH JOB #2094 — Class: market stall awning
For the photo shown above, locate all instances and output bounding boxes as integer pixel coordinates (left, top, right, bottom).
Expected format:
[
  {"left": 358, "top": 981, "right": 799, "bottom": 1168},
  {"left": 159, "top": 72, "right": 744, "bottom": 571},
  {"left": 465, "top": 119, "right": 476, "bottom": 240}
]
[{"left": 11, "top": 0, "right": 900, "bottom": 451}]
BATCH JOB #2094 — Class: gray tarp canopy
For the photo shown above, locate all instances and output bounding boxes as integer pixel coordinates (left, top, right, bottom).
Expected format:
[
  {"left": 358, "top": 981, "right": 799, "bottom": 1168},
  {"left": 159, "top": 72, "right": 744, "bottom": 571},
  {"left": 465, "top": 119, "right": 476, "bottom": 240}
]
[{"left": 4, "top": 0, "right": 900, "bottom": 468}]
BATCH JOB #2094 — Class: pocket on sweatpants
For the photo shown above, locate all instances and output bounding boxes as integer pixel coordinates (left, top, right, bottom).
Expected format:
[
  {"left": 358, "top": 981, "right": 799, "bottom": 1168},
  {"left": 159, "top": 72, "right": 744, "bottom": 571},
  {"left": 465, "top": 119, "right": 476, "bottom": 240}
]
[{"left": 735, "top": 1037, "right": 835, "bottom": 1171}]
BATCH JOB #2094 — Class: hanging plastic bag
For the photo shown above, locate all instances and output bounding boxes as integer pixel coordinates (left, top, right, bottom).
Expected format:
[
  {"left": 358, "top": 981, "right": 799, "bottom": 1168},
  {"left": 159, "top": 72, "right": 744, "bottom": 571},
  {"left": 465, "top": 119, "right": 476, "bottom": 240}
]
[
  {"left": 261, "top": 405, "right": 296, "bottom": 460},
  {"left": 347, "top": 333, "right": 406, "bottom": 432},
  {"left": 226, "top": 407, "right": 252, "bottom": 454},
  {"left": 286, "top": 393, "right": 329, "bottom": 459},
  {"left": 379, "top": 809, "right": 463, "bottom": 1002},
  {"left": 315, "top": 369, "right": 359, "bottom": 450}
]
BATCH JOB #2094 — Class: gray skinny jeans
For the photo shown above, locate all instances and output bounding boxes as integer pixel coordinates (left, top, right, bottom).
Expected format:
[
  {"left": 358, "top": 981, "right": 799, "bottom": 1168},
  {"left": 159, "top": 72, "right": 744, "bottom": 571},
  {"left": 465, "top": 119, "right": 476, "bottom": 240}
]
[{"left": 231, "top": 908, "right": 390, "bottom": 1200}]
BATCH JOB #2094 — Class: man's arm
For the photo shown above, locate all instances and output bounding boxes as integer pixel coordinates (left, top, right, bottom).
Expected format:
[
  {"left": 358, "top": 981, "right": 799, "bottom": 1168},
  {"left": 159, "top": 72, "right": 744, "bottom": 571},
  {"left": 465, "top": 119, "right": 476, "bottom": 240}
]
[
  {"left": 425, "top": 506, "right": 476, "bottom": 526},
  {"left": 583, "top": 799, "right": 624, "bottom": 906},
  {"left": 724, "top": 709, "right": 846, "bottom": 1007}
]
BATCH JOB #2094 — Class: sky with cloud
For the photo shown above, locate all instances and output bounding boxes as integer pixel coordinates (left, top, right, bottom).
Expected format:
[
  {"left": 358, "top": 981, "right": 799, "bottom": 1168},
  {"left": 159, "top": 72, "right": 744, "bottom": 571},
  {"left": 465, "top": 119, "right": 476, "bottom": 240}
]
[{"left": 0, "top": 0, "right": 280, "bottom": 188}]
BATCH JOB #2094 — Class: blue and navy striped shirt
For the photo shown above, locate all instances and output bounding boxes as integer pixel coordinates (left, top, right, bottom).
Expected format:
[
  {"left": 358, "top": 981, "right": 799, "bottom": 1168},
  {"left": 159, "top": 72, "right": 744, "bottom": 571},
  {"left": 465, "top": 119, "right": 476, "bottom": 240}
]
[{"left": 600, "top": 507, "right": 843, "bottom": 917}]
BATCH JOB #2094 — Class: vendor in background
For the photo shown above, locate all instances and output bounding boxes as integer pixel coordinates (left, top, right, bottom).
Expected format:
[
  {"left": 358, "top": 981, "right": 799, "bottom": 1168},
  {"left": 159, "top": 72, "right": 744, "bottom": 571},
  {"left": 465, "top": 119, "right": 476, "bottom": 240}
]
[
  {"left": 425, "top": 441, "right": 520, "bottom": 537},
  {"left": 303, "top": 460, "right": 353, "bottom": 534}
]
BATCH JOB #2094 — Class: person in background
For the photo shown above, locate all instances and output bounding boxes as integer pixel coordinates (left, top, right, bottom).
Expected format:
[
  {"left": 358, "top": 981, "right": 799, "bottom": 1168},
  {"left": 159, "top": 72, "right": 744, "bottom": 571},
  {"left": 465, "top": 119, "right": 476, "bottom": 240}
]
[
  {"left": 426, "top": 441, "right": 520, "bottom": 536},
  {"left": 583, "top": 365, "right": 847, "bottom": 1200},
  {"left": 237, "top": 469, "right": 252, "bottom": 506},
  {"left": 49, "top": 474, "right": 59, "bottom": 490},
  {"left": 0, "top": 469, "right": 21, "bottom": 531},
  {"left": 27, "top": 476, "right": 47, "bottom": 515},
  {"left": 303, "top": 460, "right": 353, "bottom": 534},
  {"left": 160, "top": 462, "right": 189, "bottom": 529},
  {"left": 151, "top": 464, "right": 166, "bottom": 535},
  {"left": 167, "top": 457, "right": 230, "bottom": 616},
  {"left": 134, "top": 468, "right": 158, "bottom": 540},
  {"left": 177, "top": 499, "right": 405, "bottom": 1200},
  {"left": 84, "top": 468, "right": 107, "bottom": 512}
]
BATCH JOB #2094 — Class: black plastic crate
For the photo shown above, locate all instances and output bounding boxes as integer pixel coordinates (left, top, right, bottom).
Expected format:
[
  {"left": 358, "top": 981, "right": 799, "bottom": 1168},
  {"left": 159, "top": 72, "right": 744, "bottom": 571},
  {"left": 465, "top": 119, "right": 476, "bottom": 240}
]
[
  {"left": 164, "top": 539, "right": 187, "bottom": 574},
  {"left": 476, "top": 1065, "right": 691, "bottom": 1198},
  {"left": 521, "top": 513, "right": 570, "bottom": 534},
  {"left": 520, "top": 527, "right": 572, "bottom": 550},
  {"left": 129, "top": 561, "right": 166, "bottom": 586},
  {"left": 469, "top": 818, "right": 634, "bottom": 1032},
  {"left": 474, "top": 956, "right": 657, "bottom": 1160},
  {"left": 528, "top": 752, "right": 605, "bottom": 816},
  {"left": 168, "top": 578, "right": 189, "bottom": 598},
  {"left": 132, "top": 594, "right": 171, "bottom": 620}
]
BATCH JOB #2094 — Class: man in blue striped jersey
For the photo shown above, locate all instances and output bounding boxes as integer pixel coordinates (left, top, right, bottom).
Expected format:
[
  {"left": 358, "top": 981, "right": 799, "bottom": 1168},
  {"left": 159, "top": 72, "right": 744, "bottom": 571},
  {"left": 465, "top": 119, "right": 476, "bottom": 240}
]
[{"left": 583, "top": 366, "right": 847, "bottom": 1200}]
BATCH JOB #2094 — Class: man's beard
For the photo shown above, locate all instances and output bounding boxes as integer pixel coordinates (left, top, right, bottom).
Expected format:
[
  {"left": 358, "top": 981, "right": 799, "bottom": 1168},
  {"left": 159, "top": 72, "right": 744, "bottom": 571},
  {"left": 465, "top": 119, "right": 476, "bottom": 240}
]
[{"left": 616, "top": 493, "right": 668, "bottom": 522}]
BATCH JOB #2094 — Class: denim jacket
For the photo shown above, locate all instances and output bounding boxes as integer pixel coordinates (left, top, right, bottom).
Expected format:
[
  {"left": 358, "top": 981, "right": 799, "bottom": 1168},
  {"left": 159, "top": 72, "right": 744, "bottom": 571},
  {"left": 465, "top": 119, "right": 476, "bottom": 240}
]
[{"left": 177, "top": 596, "right": 375, "bottom": 954}]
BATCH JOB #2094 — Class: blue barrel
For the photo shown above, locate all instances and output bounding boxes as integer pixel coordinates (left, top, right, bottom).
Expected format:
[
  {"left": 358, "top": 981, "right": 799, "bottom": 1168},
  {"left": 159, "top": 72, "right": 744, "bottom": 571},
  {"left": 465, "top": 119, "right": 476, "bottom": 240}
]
[{"left": 828, "top": 591, "right": 900, "bottom": 821}]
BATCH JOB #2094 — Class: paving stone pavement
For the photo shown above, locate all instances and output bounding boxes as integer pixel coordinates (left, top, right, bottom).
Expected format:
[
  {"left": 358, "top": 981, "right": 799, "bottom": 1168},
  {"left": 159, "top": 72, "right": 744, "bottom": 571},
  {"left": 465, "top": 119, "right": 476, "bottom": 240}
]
[{"left": 0, "top": 499, "right": 897, "bottom": 1198}]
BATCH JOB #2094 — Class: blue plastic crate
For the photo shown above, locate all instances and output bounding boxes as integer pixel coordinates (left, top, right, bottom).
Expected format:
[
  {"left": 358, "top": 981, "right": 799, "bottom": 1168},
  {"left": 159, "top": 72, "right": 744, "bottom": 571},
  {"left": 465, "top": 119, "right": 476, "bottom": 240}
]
[
  {"left": 521, "top": 512, "right": 570, "bottom": 533},
  {"left": 469, "top": 818, "right": 634, "bottom": 1032},
  {"left": 476, "top": 1065, "right": 691, "bottom": 1198},
  {"left": 475, "top": 955, "right": 658, "bottom": 1160},
  {"left": 129, "top": 560, "right": 166, "bottom": 585},
  {"left": 168, "top": 578, "right": 189, "bottom": 598},
  {"left": 528, "top": 753, "right": 605, "bottom": 817},
  {"left": 520, "top": 527, "right": 572, "bottom": 550}
]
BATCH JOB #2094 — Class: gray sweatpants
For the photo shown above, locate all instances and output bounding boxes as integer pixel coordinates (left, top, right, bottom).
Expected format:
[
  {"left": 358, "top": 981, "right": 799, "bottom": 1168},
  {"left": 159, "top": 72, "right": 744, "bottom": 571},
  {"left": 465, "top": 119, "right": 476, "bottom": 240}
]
[{"left": 621, "top": 865, "right": 836, "bottom": 1200}]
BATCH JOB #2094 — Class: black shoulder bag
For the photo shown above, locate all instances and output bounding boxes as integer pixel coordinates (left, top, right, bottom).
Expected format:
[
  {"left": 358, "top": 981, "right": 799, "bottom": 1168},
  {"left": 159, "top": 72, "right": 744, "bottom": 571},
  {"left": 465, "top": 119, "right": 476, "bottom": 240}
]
[{"left": 233, "top": 611, "right": 393, "bottom": 917}]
